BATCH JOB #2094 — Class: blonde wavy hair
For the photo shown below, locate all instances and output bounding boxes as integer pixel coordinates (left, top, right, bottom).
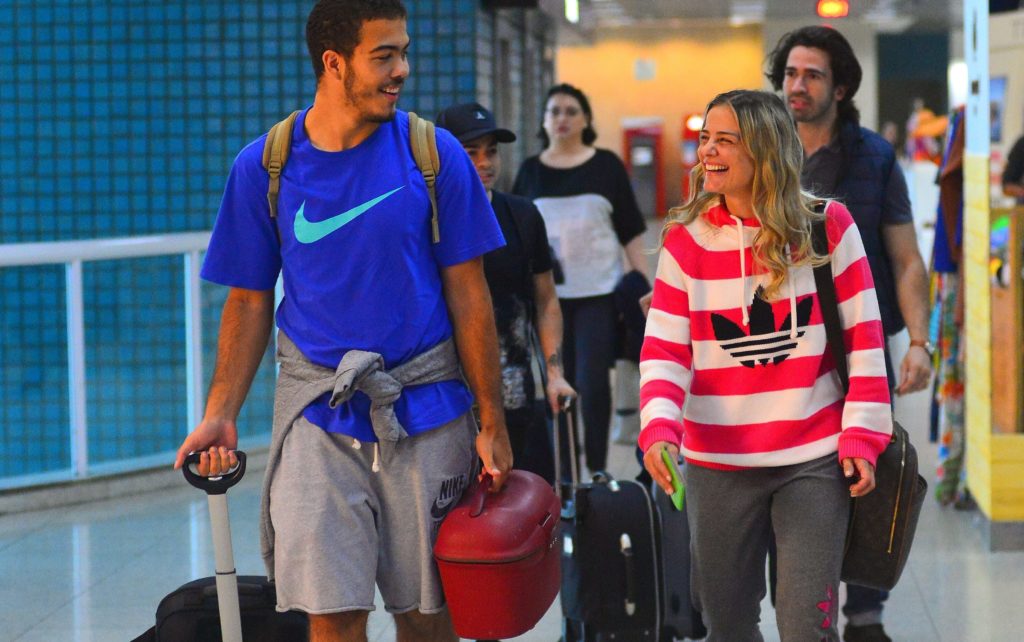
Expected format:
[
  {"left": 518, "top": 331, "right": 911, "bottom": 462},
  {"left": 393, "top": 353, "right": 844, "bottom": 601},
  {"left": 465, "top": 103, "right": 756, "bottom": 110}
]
[{"left": 664, "top": 90, "right": 827, "bottom": 300}]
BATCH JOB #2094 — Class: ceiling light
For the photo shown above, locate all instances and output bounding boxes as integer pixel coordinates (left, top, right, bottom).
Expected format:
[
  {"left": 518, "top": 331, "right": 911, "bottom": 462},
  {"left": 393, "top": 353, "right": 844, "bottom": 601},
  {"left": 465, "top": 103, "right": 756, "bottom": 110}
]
[
  {"left": 817, "top": 0, "right": 849, "bottom": 19},
  {"left": 863, "top": 1, "right": 914, "bottom": 32},
  {"left": 730, "top": 1, "right": 766, "bottom": 26},
  {"left": 564, "top": 0, "right": 579, "bottom": 24}
]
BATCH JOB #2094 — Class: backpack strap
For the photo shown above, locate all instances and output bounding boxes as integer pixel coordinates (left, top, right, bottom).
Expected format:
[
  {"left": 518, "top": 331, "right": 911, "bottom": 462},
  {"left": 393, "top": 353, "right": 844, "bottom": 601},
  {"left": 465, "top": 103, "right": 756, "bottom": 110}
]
[
  {"left": 262, "top": 110, "right": 301, "bottom": 242},
  {"left": 260, "top": 110, "right": 441, "bottom": 244},
  {"left": 408, "top": 112, "right": 441, "bottom": 243},
  {"left": 809, "top": 199, "right": 850, "bottom": 393}
]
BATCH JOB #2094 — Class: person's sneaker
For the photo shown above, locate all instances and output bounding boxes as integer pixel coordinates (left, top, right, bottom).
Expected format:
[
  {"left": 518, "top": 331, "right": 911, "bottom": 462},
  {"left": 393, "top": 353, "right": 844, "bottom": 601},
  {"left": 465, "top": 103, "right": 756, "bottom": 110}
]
[{"left": 843, "top": 623, "right": 892, "bottom": 642}]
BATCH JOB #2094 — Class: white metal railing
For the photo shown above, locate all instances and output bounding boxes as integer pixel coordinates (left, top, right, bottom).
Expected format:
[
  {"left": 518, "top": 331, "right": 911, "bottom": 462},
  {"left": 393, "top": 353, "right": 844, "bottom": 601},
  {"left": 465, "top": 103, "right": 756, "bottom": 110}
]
[{"left": 0, "top": 232, "right": 212, "bottom": 483}]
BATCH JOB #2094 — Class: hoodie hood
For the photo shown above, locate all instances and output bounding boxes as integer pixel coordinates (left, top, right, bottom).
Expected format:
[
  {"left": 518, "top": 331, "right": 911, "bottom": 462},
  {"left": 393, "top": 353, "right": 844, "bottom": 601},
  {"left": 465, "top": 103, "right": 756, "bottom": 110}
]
[{"left": 705, "top": 204, "right": 798, "bottom": 339}]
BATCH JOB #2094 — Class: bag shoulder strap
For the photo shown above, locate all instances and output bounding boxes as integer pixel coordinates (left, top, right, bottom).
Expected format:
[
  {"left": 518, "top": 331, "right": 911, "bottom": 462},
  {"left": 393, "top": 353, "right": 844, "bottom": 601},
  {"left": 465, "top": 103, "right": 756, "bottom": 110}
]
[
  {"left": 262, "top": 110, "right": 301, "bottom": 242},
  {"left": 810, "top": 199, "right": 850, "bottom": 393},
  {"left": 408, "top": 112, "right": 442, "bottom": 244}
]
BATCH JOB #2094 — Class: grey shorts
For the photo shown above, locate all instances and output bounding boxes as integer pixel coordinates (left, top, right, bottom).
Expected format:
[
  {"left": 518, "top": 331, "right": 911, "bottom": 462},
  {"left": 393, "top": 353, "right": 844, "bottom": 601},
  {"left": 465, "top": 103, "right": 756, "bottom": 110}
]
[{"left": 269, "top": 412, "right": 478, "bottom": 615}]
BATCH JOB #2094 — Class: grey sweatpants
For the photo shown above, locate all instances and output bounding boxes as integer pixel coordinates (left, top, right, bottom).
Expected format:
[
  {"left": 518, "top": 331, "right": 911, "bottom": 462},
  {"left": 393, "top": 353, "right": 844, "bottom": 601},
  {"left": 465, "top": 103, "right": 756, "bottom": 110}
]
[{"left": 685, "top": 454, "right": 850, "bottom": 641}]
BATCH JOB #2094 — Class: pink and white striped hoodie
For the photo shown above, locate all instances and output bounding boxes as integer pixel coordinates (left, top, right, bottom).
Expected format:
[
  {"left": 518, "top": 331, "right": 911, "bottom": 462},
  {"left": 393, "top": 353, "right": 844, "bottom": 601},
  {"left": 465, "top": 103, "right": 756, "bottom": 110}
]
[{"left": 638, "top": 201, "right": 892, "bottom": 470}]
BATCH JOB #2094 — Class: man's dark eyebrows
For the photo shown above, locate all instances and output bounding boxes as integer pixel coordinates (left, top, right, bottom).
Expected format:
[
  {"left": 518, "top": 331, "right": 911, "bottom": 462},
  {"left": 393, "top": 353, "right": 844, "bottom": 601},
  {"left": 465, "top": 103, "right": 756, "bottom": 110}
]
[
  {"left": 370, "top": 41, "right": 410, "bottom": 54},
  {"left": 787, "top": 65, "right": 825, "bottom": 75}
]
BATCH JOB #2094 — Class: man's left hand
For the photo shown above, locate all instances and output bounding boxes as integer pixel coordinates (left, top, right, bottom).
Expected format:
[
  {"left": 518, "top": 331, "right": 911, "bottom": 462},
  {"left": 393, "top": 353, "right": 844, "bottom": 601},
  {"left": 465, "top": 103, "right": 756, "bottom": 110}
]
[
  {"left": 546, "top": 376, "right": 576, "bottom": 415},
  {"left": 896, "top": 345, "right": 932, "bottom": 395},
  {"left": 639, "top": 292, "right": 653, "bottom": 318},
  {"left": 476, "top": 425, "right": 513, "bottom": 493}
]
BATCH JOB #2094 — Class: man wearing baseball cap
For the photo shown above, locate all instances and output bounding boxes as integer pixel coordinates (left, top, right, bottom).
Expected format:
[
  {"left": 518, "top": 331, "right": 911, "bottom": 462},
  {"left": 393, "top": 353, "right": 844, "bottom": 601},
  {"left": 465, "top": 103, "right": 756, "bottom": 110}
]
[{"left": 437, "top": 102, "right": 574, "bottom": 484}]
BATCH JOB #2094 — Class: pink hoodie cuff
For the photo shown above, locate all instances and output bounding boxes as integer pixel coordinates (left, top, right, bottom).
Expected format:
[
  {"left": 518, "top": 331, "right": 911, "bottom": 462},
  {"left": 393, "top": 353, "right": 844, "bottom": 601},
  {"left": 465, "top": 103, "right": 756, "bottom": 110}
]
[
  {"left": 638, "top": 421, "right": 683, "bottom": 454},
  {"left": 838, "top": 431, "right": 890, "bottom": 467}
]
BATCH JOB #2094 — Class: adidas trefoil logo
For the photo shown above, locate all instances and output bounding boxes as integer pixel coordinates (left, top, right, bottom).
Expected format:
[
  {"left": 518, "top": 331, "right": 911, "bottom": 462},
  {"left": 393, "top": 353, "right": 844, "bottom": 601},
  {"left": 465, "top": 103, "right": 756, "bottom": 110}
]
[{"left": 711, "top": 285, "right": 813, "bottom": 368}]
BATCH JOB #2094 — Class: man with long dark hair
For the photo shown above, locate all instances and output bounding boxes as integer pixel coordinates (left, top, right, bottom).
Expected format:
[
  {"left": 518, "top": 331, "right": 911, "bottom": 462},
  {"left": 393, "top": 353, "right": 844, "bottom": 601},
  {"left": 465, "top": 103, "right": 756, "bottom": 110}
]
[{"left": 768, "top": 25, "right": 932, "bottom": 642}]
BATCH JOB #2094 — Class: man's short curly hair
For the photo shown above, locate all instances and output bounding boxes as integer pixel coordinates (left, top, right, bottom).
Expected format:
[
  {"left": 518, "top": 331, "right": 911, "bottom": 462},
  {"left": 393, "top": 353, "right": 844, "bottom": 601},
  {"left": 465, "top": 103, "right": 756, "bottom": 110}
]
[
  {"left": 765, "top": 25, "right": 862, "bottom": 125},
  {"left": 306, "top": 0, "right": 407, "bottom": 79}
]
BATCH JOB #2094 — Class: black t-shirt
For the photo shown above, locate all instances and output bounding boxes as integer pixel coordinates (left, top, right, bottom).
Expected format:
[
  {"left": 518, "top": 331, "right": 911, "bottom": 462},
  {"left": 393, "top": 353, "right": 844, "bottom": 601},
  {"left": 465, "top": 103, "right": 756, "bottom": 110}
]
[
  {"left": 485, "top": 191, "right": 553, "bottom": 410},
  {"left": 511, "top": 149, "right": 646, "bottom": 298}
]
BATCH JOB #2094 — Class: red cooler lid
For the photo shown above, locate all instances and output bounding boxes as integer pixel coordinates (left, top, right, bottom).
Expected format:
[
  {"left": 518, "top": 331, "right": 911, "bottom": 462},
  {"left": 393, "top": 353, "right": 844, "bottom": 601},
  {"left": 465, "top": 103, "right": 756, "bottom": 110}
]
[{"left": 434, "top": 470, "right": 559, "bottom": 564}]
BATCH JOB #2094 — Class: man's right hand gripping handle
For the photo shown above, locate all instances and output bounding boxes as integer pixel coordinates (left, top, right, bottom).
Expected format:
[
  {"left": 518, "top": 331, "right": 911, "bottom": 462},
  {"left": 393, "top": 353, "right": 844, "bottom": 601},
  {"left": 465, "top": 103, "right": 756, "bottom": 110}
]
[{"left": 174, "top": 417, "right": 239, "bottom": 477}]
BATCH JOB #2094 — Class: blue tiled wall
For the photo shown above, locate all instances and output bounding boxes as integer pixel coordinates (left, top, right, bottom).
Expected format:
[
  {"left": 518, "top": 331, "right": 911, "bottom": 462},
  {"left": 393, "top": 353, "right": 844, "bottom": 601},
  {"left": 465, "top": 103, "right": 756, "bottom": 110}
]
[
  {"left": 403, "top": 0, "right": 481, "bottom": 115},
  {"left": 0, "top": 266, "right": 69, "bottom": 477},
  {"left": 0, "top": 1, "right": 316, "bottom": 479},
  {"left": 0, "top": 0, "right": 487, "bottom": 481}
]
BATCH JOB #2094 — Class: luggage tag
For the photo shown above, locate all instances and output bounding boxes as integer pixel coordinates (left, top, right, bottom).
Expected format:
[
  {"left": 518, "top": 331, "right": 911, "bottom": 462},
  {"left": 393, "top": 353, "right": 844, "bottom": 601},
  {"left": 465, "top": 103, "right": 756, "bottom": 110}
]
[{"left": 661, "top": 446, "right": 685, "bottom": 511}]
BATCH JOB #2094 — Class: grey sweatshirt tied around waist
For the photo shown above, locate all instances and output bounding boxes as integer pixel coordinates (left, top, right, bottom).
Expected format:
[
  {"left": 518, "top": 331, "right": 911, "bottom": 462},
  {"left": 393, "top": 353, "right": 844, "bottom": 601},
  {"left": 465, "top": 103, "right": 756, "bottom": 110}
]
[{"left": 260, "top": 330, "right": 463, "bottom": 577}]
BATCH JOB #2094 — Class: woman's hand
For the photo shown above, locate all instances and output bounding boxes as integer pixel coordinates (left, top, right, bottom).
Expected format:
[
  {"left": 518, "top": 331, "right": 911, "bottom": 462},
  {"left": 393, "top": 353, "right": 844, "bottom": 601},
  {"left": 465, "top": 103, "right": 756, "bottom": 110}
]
[
  {"left": 643, "top": 441, "right": 680, "bottom": 495},
  {"left": 842, "top": 457, "right": 876, "bottom": 497}
]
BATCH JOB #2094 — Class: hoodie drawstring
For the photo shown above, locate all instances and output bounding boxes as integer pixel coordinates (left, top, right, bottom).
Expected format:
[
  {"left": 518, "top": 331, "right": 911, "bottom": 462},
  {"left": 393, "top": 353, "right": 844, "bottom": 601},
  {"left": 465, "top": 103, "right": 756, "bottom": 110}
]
[
  {"left": 353, "top": 438, "right": 382, "bottom": 473},
  {"left": 730, "top": 215, "right": 750, "bottom": 326},
  {"left": 785, "top": 247, "right": 798, "bottom": 339}
]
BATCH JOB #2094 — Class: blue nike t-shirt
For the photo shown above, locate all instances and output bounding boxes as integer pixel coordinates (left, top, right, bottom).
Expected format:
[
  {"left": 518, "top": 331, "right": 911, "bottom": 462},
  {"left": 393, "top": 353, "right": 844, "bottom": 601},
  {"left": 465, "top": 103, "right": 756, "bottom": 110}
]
[{"left": 201, "top": 109, "right": 505, "bottom": 441}]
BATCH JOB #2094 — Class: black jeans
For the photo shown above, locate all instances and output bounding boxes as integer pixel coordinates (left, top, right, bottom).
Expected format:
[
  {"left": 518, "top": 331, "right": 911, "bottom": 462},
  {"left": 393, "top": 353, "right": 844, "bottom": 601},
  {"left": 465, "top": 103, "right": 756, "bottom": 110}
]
[
  {"left": 843, "top": 584, "right": 889, "bottom": 620},
  {"left": 558, "top": 294, "right": 617, "bottom": 475},
  {"left": 505, "top": 401, "right": 555, "bottom": 485}
]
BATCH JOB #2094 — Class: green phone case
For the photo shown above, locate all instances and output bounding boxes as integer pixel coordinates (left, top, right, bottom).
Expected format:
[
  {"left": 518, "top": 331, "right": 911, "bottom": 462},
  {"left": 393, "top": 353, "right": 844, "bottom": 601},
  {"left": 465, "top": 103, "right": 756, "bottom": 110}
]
[{"left": 660, "top": 446, "right": 685, "bottom": 511}]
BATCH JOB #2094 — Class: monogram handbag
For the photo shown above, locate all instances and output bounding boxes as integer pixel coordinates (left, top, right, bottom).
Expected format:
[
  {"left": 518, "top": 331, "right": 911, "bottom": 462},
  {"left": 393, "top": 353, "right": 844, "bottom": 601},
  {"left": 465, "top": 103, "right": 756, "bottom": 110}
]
[{"left": 812, "top": 216, "right": 928, "bottom": 592}]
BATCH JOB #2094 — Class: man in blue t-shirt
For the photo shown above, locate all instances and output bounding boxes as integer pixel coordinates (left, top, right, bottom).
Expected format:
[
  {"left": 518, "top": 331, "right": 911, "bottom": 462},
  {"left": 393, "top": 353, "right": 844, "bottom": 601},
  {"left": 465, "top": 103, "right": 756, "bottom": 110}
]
[{"left": 172, "top": 2, "right": 511, "bottom": 640}]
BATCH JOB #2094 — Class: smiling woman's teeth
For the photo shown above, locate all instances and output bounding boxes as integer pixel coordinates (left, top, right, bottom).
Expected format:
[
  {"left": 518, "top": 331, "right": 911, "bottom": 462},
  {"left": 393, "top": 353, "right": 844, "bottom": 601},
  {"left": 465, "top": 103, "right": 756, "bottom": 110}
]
[{"left": 705, "top": 164, "right": 727, "bottom": 172}]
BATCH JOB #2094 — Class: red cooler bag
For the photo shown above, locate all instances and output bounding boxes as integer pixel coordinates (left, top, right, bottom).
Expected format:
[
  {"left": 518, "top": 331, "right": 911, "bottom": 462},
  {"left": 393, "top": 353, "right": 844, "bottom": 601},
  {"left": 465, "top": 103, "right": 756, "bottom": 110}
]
[{"left": 434, "top": 470, "right": 561, "bottom": 639}]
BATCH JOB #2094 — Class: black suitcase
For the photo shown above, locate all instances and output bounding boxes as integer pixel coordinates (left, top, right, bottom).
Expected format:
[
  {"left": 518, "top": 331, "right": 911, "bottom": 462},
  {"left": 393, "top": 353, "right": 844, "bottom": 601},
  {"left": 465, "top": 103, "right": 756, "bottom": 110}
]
[
  {"left": 137, "top": 575, "right": 306, "bottom": 642},
  {"left": 561, "top": 472, "right": 661, "bottom": 641},
  {"left": 555, "top": 401, "right": 704, "bottom": 641},
  {"left": 651, "top": 474, "right": 706, "bottom": 641},
  {"left": 133, "top": 452, "right": 308, "bottom": 642}
]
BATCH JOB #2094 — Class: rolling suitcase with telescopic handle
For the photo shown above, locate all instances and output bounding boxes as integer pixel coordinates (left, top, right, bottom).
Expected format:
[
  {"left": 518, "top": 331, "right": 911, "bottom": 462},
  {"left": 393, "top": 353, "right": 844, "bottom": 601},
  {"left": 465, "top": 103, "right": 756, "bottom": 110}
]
[
  {"left": 556, "top": 399, "right": 662, "bottom": 642},
  {"left": 556, "top": 399, "right": 706, "bottom": 642},
  {"left": 133, "top": 451, "right": 307, "bottom": 642}
]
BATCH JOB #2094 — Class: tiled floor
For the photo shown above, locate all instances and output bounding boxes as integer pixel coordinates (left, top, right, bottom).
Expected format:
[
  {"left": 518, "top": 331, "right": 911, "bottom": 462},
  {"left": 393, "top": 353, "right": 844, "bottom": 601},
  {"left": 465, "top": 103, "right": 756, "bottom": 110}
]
[{"left": 2, "top": 368, "right": 1023, "bottom": 641}]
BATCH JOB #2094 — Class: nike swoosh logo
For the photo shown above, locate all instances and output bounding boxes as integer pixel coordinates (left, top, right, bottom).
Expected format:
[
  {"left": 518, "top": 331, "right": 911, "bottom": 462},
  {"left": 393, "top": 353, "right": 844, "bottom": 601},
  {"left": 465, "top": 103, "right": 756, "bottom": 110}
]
[
  {"left": 430, "top": 496, "right": 456, "bottom": 520},
  {"left": 292, "top": 186, "right": 404, "bottom": 244}
]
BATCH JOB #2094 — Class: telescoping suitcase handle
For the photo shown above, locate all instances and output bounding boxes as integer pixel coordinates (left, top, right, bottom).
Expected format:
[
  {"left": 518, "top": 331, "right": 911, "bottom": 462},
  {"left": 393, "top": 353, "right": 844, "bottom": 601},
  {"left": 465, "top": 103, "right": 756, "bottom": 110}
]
[
  {"left": 552, "top": 396, "right": 580, "bottom": 496},
  {"left": 181, "top": 450, "right": 247, "bottom": 642}
]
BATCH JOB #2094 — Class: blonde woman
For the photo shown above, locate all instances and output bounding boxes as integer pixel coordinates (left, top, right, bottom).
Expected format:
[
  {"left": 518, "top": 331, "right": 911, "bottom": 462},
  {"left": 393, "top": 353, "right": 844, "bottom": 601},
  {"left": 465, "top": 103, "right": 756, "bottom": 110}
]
[{"left": 639, "top": 90, "right": 892, "bottom": 640}]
